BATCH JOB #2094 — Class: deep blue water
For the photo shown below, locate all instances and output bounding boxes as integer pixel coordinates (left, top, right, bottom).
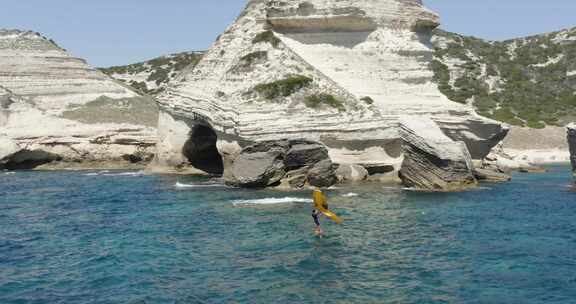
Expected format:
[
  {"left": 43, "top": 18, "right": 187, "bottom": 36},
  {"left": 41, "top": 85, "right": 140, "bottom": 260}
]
[{"left": 0, "top": 166, "right": 575, "bottom": 304}]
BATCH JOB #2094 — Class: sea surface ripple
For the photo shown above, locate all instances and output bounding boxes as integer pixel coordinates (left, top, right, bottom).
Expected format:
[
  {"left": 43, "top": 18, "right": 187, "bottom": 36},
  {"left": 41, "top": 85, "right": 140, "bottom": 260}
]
[{"left": 0, "top": 166, "right": 575, "bottom": 303}]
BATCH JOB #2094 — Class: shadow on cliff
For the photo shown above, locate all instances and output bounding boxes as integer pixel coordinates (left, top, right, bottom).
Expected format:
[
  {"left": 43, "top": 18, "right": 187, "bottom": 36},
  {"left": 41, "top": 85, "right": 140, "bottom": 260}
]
[
  {"left": 3, "top": 150, "right": 61, "bottom": 170},
  {"left": 182, "top": 125, "right": 224, "bottom": 175}
]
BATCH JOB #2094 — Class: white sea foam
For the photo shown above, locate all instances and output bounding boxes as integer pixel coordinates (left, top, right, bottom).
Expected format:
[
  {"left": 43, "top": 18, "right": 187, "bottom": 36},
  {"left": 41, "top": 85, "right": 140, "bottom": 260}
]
[
  {"left": 232, "top": 197, "right": 312, "bottom": 207},
  {"left": 342, "top": 192, "right": 359, "bottom": 197},
  {"left": 174, "top": 181, "right": 225, "bottom": 189},
  {"left": 84, "top": 171, "right": 145, "bottom": 177},
  {"left": 104, "top": 171, "right": 145, "bottom": 177},
  {"left": 4, "top": 172, "right": 16, "bottom": 175}
]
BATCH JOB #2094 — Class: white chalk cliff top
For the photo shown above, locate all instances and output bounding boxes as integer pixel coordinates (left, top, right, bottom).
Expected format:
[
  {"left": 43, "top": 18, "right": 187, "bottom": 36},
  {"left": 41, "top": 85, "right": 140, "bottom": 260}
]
[{"left": 0, "top": 29, "right": 136, "bottom": 113}]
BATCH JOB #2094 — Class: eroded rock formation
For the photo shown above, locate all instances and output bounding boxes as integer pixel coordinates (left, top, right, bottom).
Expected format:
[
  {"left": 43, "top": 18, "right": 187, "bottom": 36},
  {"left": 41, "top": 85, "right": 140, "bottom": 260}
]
[
  {"left": 568, "top": 124, "right": 576, "bottom": 178},
  {"left": 0, "top": 30, "right": 158, "bottom": 169},
  {"left": 225, "top": 139, "right": 337, "bottom": 189},
  {"left": 0, "top": 136, "right": 21, "bottom": 168},
  {"left": 153, "top": 0, "right": 508, "bottom": 189},
  {"left": 398, "top": 117, "right": 477, "bottom": 191}
]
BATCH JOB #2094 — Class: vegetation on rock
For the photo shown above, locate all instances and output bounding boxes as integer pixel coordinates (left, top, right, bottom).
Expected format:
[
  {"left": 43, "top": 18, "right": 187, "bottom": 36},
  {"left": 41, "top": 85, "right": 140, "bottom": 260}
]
[
  {"left": 252, "top": 31, "right": 281, "bottom": 48},
  {"left": 61, "top": 96, "right": 158, "bottom": 127},
  {"left": 254, "top": 75, "right": 313, "bottom": 99},
  {"left": 304, "top": 94, "right": 345, "bottom": 111},
  {"left": 432, "top": 27, "right": 576, "bottom": 128},
  {"left": 232, "top": 51, "right": 269, "bottom": 72},
  {"left": 99, "top": 52, "right": 203, "bottom": 95}
]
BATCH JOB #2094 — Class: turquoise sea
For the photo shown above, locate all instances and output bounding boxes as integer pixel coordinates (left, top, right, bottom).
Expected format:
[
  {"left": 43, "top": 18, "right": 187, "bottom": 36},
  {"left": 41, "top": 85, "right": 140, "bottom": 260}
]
[{"left": 1, "top": 165, "right": 575, "bottom": 304}]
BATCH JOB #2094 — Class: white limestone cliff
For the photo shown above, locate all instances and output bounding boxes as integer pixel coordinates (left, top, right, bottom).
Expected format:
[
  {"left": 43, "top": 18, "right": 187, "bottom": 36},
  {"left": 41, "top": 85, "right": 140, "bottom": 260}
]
[
  {"left": 0, "top": 30, "right": 136, "bottom": 112},
  {"left": 0, "top": 30, "right": 158, "bottom": 169},
  {"left": 152, "top": 0, "right": 508, "bottom": 189}
]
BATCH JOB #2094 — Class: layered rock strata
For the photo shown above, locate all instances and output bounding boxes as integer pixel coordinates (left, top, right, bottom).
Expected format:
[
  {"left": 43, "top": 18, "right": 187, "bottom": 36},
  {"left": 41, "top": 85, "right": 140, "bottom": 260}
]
[
  {"left": 153, "top": 0, "right": 507, "bottom": 189},
  {"left": 398, "top": 118, "right": 477, "bottom": 191},
  {"left": 225, "top": 139, "right": 337, "bottom": 189},
  {"left": 0, "top": 30, "right": 158, "bottom": 169},
  {"left": 473, "top": 168, "right": 511, "bottom": 183},
  {"left": 0, "top": 30, "right": 136, "bottom": 111},
  {"left": 568, "top": 124, "right": 576, "bottom": 178}
]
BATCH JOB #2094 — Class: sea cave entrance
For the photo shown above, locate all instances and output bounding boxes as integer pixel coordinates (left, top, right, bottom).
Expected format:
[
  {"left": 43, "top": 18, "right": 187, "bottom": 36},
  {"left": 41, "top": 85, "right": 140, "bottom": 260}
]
[{"left": 182, "top": 124, "right": 224, "bottom": 175}]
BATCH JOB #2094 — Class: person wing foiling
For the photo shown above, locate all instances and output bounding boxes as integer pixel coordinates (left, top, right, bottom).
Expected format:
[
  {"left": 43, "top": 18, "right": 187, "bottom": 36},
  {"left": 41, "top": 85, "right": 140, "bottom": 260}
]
[{"left": 312, "top": 189, "right": 342, "bottom": 227}]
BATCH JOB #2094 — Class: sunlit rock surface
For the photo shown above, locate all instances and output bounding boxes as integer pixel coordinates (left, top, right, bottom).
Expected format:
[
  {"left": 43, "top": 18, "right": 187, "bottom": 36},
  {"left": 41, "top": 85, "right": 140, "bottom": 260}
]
[
  {"left": 398, "top": 117, "right": 477, "bottom": 191},
  {"left": 153, "top": 0, "right": 507, "bottom": 188},
  {"left": 0, "top": 30, "right": 158, "bottom": 169},
  {"left": 225, "top": 139, "right": 336, "bottom": 189}
]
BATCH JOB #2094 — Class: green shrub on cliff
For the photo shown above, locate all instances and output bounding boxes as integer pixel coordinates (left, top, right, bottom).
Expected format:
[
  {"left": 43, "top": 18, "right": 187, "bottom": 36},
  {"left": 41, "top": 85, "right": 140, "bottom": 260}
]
[
  {"left": 234, "top": 51, "right": 268, "bottom": 72},
  {"left": 254, "top": 76, "right": 313, "bottom": 99},
  {"left": 304, "top": 94, "right": 345, "bottom": 111},
  {"left": 253, "top": 31, "right": 281, "bottom": 48}
]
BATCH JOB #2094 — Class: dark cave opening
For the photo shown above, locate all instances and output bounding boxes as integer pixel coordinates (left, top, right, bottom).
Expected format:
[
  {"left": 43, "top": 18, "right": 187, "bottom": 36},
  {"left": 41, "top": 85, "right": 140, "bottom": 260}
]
[{"left": 182, "top": 124, "right": 224, "bottom": 175}]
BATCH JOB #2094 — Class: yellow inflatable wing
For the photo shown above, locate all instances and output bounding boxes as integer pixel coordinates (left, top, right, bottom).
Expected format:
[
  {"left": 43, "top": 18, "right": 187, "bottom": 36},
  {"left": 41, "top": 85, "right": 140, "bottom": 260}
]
[
  {"left": 319, "top": 209, "right": 343, "bottom": 224},
  {"left": 313, "top": 190, "right": 343, "bottom": 224}
]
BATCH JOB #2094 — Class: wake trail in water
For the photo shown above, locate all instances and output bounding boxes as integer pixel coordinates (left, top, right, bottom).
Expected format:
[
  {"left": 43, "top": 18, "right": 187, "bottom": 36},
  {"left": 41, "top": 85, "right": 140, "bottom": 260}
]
[
  {"left": 232, "top": 197, "right": 312, "bottom": 207},
  {"left": 342, "top": 192, "right": 359, "bottom": 197},
  {"left": 84, "top": 171, "right": 146, "bottom": 177},
  {"left": 174, "top": 181, "right": 226, "bottom": 189}
]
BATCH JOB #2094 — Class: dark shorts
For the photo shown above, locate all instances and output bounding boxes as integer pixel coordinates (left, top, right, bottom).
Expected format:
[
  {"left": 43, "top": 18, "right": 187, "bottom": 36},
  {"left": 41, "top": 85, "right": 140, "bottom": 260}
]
[{"left": 312, "top": 210, "right": 320, "bottom": 226}]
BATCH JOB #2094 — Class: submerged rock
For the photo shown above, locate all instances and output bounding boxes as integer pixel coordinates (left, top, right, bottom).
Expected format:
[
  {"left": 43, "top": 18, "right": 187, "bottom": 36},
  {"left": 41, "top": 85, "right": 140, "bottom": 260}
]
[
  {"left": 568, "top": 124, "right": 576, "bottom": 178},
  {"left": 399, "top": 117, "right": 477, "bottom": 191}
]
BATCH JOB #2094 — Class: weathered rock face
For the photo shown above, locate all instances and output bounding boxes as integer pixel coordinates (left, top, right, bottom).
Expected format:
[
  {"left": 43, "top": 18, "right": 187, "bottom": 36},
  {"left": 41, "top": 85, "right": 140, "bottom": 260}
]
[
  {"left": 0, "top": 135, "right": 63, "bottom": 170},
  {"left": 473, "top": 168, "right": 511, "bottom": 183},
  {"left": 0, "top": 136, "right": 21, "bottom": 167},
  {"left": 335, "top": 164, "right": 369, "bottom": 183},
  {"left": 0, "top": 30, "right": 136, "bottom": 110},
  {"left": 0, "top": 30, "right": 158, "bottom": 169},
  {"left": 398, "top": 118, "right": 477, "bottom": 191},
  {"left": 228, "top": 141, "right": 288, "bottom": 187},
  {"left": 568, "top": 124, "right": 576, "bottom": 178},
  {"left": 154, "top": 0, "right": 507, "bottom": 188},
  {"left": 307, "top": 159, "right": 338, "bottom": 188},
  {"left": 226, "top": 139, "right": 337, "bottom": 188}
]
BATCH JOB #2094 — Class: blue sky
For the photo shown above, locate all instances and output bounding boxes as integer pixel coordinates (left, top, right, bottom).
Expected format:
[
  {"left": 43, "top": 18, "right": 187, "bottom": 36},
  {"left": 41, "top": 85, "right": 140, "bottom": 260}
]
[{"left": 1, "top": 1, "right": 575, "bottom": 67}]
